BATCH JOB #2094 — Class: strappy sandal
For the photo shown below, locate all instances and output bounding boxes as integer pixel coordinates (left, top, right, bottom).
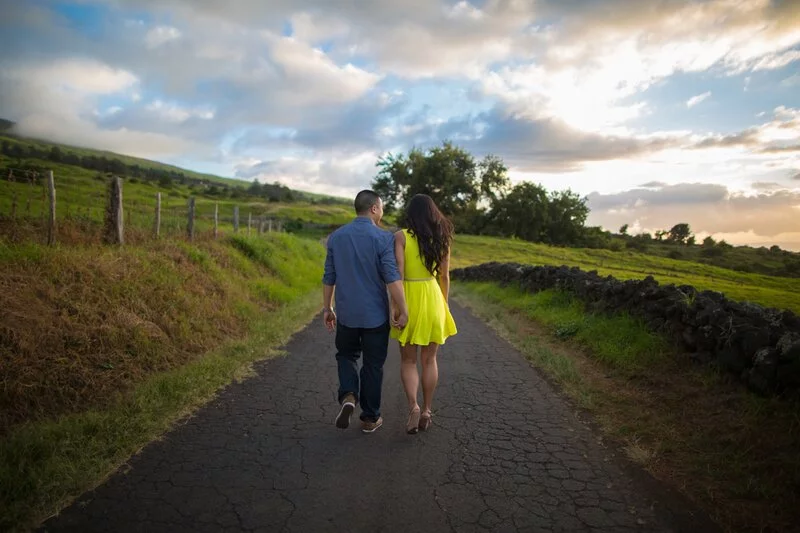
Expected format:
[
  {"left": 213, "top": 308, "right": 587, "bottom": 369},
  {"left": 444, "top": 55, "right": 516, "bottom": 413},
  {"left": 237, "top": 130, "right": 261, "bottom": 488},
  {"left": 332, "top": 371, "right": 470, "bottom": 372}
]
[
  {"left": 418, "top": 410, "right": 432, "bottom": 431},
  {"left": 406, "top": 407, "right": 421, "bottom": 434}
]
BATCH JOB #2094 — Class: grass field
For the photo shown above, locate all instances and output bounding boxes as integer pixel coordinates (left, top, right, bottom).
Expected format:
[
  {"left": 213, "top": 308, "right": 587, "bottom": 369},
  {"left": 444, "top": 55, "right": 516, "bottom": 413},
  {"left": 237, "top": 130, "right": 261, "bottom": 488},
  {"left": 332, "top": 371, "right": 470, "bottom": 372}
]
[
  {"left": 451, "top": 234, "right": 800, "bottom": 314},
  {"left": 0, "top": 232, "right": 326, "bottom": 532},
  {"left": 0, "top": 158, "right": 353, "bottom": 239}
]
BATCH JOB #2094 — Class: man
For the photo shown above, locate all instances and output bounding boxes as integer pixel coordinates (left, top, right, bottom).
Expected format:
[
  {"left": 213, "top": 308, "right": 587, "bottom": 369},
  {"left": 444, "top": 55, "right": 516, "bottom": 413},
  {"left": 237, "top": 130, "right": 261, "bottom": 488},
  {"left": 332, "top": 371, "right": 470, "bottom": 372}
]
[{"left": 322, "top": 190, "right": 409, "bottom": 433}]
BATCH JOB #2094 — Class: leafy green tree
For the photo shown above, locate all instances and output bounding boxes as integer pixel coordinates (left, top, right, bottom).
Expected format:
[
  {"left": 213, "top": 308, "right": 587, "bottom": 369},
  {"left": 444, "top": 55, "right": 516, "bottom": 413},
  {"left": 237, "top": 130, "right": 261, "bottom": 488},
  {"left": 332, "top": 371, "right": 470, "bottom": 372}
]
[
  {"left": 488, "top": 182, "right": 550, "bottom": 242},
  {"left": 702, "top": 236, "right": 716, "bottom": 247},
  {"left": 619, "top": 224, "right": 629, "bottom": 235},
  {"left": 247, "top": 179, "right": 263, "bottom": 196},
  {"left": 544, "top": 189, "right": 589, "bottom": 245},
  {"left": 667, "top": 223, "right": 692, "bottom": 244},
  {"left": 372, "top": 141, "right": 509, "bottom": 219}
]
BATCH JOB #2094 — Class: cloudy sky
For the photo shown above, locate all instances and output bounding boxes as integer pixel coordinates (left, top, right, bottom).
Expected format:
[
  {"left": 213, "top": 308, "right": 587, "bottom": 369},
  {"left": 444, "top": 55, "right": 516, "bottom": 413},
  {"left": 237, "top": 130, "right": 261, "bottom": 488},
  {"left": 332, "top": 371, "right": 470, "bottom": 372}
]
[{"left": 1, "top": 0, "right": 799, "bottom": 249}]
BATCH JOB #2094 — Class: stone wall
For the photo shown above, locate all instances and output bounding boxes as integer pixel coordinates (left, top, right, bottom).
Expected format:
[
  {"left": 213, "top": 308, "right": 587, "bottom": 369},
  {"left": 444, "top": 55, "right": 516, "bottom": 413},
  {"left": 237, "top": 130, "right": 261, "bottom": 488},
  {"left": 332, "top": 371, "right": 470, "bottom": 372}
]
[{"left": 452, "top": 262, "right": 800, "bottom": 396}]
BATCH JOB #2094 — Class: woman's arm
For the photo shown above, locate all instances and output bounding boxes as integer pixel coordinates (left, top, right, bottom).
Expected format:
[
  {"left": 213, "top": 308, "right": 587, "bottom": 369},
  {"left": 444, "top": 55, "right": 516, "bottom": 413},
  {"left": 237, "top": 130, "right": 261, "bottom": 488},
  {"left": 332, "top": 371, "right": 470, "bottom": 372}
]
[
  {"left": 438, "top": 247, "right": 451, "bottom": 304},
  {"left": 394, "top": 230, "right": 406, "bottom": 281},
  {"left": 389, "top": 231, "right": 406, "bottom": 319}
]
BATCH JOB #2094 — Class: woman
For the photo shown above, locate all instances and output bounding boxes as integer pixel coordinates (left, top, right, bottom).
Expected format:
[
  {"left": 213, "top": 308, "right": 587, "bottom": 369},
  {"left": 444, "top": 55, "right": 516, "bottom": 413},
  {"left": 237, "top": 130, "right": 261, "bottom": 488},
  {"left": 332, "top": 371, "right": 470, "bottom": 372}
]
[{"left": 390, "top": 194, "right": 457, "bottom": 434}]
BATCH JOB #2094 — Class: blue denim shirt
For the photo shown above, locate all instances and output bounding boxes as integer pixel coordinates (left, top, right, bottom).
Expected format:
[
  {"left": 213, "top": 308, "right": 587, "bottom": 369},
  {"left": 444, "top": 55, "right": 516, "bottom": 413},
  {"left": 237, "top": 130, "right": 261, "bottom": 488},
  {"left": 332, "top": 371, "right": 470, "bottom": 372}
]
[{"left": 322, "top": 217, "right": 401, "bottom": 328}]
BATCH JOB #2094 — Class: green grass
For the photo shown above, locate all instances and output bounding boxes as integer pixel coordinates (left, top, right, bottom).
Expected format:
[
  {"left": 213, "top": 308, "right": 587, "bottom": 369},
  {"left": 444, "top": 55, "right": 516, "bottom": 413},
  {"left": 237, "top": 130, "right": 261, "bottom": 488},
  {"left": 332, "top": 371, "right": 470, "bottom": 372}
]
[
  {"left": 452, "top": 234, "right": 800, "bottom": 314},
  {"left": 455, "top": 282, "right": 667, "bottom": 372},
  {"left": 0, "top": 135, "right": 353, "bottom": 241},
  {"left": 0, "top": 230, "right": 327, "bottom": 532},
  {"left": 0, "top": 164, "right": 353, "bottom": 239},
  {"left": 0, "top": 292, "right": 320, "bottom": 533}
]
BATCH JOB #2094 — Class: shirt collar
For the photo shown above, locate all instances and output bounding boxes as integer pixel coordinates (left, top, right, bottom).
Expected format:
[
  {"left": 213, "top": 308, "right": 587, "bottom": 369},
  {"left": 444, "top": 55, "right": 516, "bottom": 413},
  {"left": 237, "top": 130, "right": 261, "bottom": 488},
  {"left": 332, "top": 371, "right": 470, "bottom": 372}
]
[{"left": 353, "top": 216, "right": 375, "bottom": 225}]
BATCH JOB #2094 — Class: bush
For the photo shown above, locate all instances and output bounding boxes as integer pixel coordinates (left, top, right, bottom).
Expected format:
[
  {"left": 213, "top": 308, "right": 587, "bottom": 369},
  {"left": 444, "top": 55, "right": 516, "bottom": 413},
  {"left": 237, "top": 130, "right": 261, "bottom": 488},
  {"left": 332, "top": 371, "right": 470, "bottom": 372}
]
[{"left": 701, "top": 246, "right": 724, "bottom": 257}]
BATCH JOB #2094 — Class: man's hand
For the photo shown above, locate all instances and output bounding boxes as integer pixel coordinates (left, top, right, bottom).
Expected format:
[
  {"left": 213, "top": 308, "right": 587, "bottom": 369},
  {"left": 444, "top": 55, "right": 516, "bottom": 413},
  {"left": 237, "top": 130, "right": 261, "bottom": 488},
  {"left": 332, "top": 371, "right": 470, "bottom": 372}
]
[
  {"left": 391, "top": 306, "right": 409, "bottom": 329},
  {"left": 323, "top": 309, "right": 336, "bottom": 332}
]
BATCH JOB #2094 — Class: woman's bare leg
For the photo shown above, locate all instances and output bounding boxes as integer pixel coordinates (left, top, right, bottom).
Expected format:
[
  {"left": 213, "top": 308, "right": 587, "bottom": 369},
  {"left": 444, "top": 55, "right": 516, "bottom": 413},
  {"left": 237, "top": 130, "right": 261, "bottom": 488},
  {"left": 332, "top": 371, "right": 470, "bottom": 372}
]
[
  {"left": 420, "top": 343, "right": 440, "bottom": 414},
  {"left": 400, "top": 343, "right": 420, "bottom": 411}
]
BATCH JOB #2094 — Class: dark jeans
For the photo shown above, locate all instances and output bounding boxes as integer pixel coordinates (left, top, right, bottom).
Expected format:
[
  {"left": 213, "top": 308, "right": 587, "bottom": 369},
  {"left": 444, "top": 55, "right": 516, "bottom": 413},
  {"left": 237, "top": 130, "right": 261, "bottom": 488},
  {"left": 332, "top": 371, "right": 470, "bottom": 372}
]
[{"left": 336, "top": 321, "right": 390, "bottom": 422}]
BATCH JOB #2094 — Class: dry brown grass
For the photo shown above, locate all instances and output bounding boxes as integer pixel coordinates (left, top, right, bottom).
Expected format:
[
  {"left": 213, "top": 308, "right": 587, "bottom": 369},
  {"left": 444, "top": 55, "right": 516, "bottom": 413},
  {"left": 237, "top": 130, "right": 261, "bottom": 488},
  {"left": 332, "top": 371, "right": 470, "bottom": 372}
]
[{"left": 0, "top": 224, "right": 277, "bottom": 435}]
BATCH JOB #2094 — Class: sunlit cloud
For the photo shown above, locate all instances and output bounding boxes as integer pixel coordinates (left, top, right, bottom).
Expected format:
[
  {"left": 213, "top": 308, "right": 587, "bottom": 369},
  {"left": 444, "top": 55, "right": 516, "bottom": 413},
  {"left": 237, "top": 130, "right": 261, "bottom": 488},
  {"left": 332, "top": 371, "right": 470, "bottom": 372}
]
[{"left": 0, "top": 0, "right": 799, "bottom": 248}]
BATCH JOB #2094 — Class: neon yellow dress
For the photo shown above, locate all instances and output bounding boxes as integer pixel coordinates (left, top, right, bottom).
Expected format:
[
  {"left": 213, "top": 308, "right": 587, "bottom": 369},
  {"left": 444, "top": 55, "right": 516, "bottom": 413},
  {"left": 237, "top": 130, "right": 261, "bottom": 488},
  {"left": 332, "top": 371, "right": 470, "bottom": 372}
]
[{"left": 390, "top": 229, "right": 457, "bottom": 346}]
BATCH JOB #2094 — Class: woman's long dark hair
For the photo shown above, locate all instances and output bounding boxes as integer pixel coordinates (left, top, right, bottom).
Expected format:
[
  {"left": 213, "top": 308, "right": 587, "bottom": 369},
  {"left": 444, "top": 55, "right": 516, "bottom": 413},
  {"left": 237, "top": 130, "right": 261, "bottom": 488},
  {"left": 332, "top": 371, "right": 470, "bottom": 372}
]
[{"left": 403, "top": 194, "right": 454, "bottom": 277}]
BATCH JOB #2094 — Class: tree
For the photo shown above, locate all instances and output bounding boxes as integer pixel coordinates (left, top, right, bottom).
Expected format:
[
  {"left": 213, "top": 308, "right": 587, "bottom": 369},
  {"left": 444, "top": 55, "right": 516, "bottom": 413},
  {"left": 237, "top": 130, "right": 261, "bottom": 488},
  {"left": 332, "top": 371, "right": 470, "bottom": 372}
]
[
  {"left": 477, "top": 154, "right": 510, "bottom": 204},
  {"left": 654, "top": 230, "right": 667, "bottom": 242},
  {"left": 702, "top": 236, "right": 716, "bottom": 247},
  {"left": 488, "top": 182, "right": 550, "bottom": 242},
  {"left": 667, "top": 223, "right": 692, "bottom": 244},
  {"left": 372, "top": 142, "right": 510, "bottom": 220},
  {"left": 247, "top": 179, "right": 263, "bottom": 196},
  {"left": 49, "top": 146, "right": 63, "bottom": 163},
  {"left": 619, "top": 224, "right": 629, "bottom": 235},
  {"left": 544, "top": 188, "right": 589, "bottom": 245},
  {"left": 687, "top": 235, "right": 696, "bottom": 246},
  {"left": 373, "top": 142, "right": 479, "bottom": 217}
]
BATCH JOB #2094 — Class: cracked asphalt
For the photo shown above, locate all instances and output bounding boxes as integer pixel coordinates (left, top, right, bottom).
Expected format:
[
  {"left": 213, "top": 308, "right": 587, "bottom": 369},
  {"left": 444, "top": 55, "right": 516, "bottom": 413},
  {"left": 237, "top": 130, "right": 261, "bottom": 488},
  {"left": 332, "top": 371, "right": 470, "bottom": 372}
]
[{"left": 40, "top": 303, "right": 717, "bottom": 533}]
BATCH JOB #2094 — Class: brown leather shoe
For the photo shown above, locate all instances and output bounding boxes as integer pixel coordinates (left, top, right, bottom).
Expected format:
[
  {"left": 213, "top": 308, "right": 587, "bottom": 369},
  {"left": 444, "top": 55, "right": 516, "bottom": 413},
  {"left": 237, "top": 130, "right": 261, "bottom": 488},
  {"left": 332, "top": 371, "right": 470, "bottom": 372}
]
[
  {"left": 361, "top": 416, "right": 384, "bottom": 433},
  {"left": 335, "top": 393, "right": 356, "bottom": 429}
]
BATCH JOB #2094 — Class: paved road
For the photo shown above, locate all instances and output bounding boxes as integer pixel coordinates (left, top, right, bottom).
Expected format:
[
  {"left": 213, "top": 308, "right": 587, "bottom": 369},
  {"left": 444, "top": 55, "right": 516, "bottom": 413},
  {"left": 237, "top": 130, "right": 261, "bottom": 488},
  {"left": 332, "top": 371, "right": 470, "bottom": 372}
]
[{"left": 40, "top": 303, "right": 716, "bottom": 533}]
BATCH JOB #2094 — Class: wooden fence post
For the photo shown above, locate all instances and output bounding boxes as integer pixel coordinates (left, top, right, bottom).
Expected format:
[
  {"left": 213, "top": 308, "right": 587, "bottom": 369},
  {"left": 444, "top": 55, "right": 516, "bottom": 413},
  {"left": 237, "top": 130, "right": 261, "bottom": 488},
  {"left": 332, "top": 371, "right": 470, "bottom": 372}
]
[
  {"left": 247, "top": 212, "right": 252, "bottom": 236},
  {"left": 268, "top": 219, "right": 272, "bottom": 232},
  {"left": 214, "top": 202, "right": 219, "bottom": 239},
  {"left": 154, "top": 192, "right": 161, "bottom": 238},
  {"left": 187, "top": 197, "right": 195, "bottom": 241},
  {"left": 104, "top": 176, "right": 124, "bottom": 245},
  {"left": 259, "top": 217, "right": 265, "bottom": 234},
  {"left": 233, "top": 206, "right": 239, "bottom": 233},
  {"left": 46, "top": 170, "right": 56, "bottom": 245},
  {"left": 40, "top": 174, "right": 46, "bottom": 223}
]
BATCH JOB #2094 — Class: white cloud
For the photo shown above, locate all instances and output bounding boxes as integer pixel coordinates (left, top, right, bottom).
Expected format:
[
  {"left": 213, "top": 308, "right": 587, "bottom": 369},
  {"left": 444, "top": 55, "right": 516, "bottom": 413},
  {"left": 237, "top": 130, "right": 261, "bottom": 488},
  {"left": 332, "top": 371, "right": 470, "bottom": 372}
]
[
  {"left": 235, "top": 151, "right": 378, "bottom": 197},
  {"left": 686, "top": 91, "right": 711, "bottom": 108},
  {"left": 267, "top": 35, "right": 381, "bottom": 105},
  {"left": 144, "top": 25, "right": 182, "bottom": 48},
  {"left": 144, "top": 99, "right": 215, "bottom": 122},
  {"left": 3, "top": 0, "right": 800, "bottom": 250},
  {"left": 587, "top": 183, "right": 800, "bottom": 249},
  {"left": 3, "top": 59, "right": 138, "bottom": 95}
]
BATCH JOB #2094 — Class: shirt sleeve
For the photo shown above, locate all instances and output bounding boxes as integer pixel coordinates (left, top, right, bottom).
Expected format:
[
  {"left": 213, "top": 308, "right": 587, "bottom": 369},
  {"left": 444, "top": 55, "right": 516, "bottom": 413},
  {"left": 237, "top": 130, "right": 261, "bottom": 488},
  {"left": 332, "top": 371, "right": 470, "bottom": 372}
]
[
  {"left": 378, "top": 232, "right": 401, "bottom": 284},
  {"left": 322, "top": 237, "right": 336, "bottom": 285}
]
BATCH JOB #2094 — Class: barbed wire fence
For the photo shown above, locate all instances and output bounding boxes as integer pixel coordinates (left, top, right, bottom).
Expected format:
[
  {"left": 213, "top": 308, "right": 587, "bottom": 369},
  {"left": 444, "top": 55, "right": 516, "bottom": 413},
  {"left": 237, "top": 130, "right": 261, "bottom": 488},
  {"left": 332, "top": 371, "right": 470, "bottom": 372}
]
[{"left": 0, "top": 168, "right": 293, "bottom": 246}]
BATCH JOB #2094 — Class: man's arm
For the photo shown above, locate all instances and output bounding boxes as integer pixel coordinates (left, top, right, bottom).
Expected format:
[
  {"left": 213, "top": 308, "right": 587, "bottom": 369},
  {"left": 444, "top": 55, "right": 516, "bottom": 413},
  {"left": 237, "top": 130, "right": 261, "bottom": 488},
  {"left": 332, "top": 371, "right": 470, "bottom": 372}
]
[
  {"left": 387, "top": 280, "right": 408, "bottom": 329},
  {"left": 322, "top": 237, "right": 337, "bottom": 331},
  {"left": 322, "top": 284, "right": 336, "bottom": 331},
  {"left": 380, "top": 233, "right": 408, "bottom": 328}
]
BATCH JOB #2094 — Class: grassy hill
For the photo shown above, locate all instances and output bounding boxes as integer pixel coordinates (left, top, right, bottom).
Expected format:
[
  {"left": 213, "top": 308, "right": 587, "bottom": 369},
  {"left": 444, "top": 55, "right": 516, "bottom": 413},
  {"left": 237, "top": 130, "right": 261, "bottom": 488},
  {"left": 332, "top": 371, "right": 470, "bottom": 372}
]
[
  {"left": 452, "top": 234, "right": 800, "bottom": 314},
  {"left": 0, "top": 134, "right": 354, "bottom": 242}
]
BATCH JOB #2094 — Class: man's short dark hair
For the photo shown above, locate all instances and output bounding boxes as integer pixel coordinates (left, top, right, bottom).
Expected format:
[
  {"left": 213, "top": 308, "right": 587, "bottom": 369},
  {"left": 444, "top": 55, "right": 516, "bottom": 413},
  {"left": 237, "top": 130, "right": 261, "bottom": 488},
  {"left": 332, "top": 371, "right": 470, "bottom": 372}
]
[{"left": 354, "top": 190, "right": 381, "bottom": 214}]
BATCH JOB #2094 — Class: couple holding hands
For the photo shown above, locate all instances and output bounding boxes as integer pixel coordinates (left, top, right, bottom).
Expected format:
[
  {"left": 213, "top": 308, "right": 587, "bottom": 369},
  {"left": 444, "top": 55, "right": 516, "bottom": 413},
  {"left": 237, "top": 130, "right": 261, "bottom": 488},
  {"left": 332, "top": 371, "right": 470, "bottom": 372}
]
[{"left": 322, "top": 191, "right": 457, "bottom": 434}]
